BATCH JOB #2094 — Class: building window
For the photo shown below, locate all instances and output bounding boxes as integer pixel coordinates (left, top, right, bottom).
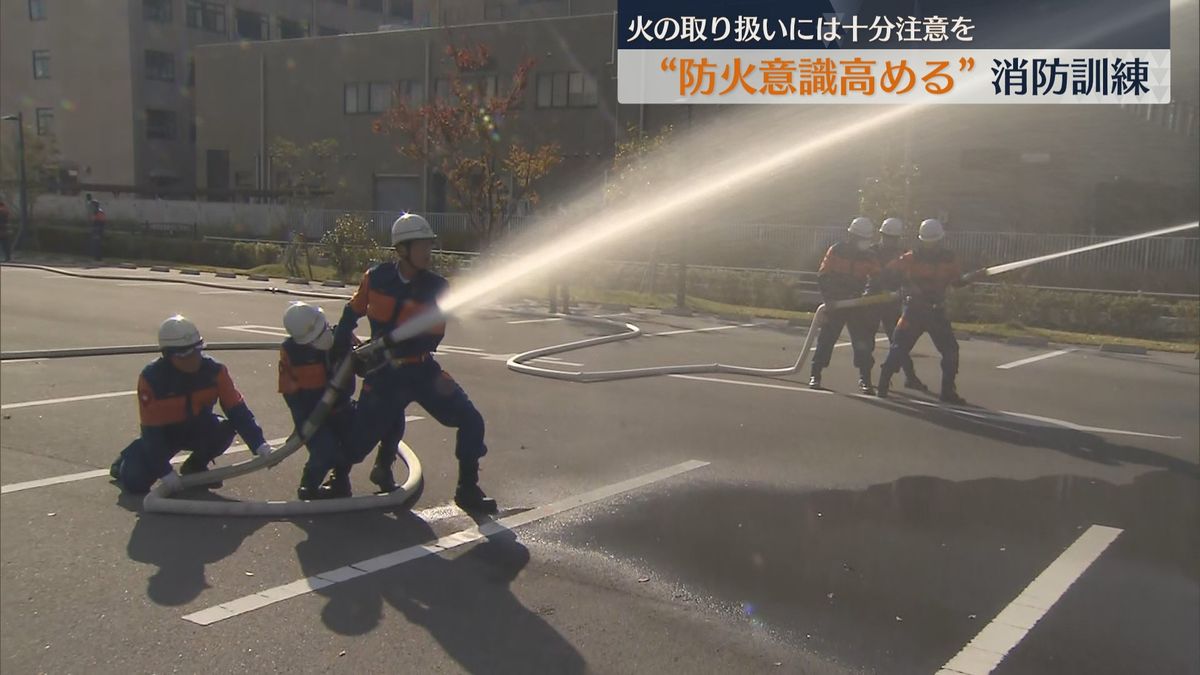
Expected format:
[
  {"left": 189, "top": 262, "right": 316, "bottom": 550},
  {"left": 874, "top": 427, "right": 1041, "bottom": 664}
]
[
  {"left": 396, "top": 79, "right": 424, "bottom": 105},
  {"left": 32, "top": 50, "right": 50, "bottom": 79},
  {"left": 146, "top": 109, "right": 178, "bottom": 140},
  {"left": 344, "top": 81, "right": 394, "bottom": 114},
  {"left": 145, "top": 50, "right": 176, "bottom": 82},
  {"left": 235, "top": 9, "right": 268, "bottom": 40},
  {"left": 318, "top": 25, "right": 342, "bottom": 36},
  {"left": 186, "top": 1, "right": 225, "bottom": 33},
  {"left": 143, "top": 0, "right": 172, "bottom": 22},
  {"left": 358, "top": 0, "right": 383, "bottom": 12},
  {"left": 35, "top": 108, "right": 53, "bottom": 136},
  {"left": 278, "top": 17, "right": 308, "bottom": 39},
  {"left": 536, "top": 71, "right": 598, "bottom": 108},
  {"left": 389, "top": 0, "right": 413, "bottom": 20},
  {"left": 28, "top": 0, "right": 46, "bottom": 20}
]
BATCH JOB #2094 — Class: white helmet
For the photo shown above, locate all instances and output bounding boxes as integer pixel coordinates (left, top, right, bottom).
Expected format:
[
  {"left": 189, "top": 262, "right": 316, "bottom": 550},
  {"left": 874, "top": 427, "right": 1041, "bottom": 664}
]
[
  {"left": 158, "top": 315, "right": 203, "bottom": 353},
  {"left": 283, "top": 302, "right": 334, "bottom": 350},
  {"left": 391, "top": 212, "right": 437, "bottom": 246},
  {"left": 918, "top": 218, "right": 945, "bottom": 242},
  {"left": 879, "top": 217, "right": 905, "bottom": 237},
  {"left": 847, "top": 216, "right": 875, "bottom": 239}
]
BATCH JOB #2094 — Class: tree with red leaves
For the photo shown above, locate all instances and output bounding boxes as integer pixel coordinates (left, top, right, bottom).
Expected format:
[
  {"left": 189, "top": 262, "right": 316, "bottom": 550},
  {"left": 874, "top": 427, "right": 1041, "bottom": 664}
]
[{"left": 374, "top": 44, "right": 562, "bottom": 247}]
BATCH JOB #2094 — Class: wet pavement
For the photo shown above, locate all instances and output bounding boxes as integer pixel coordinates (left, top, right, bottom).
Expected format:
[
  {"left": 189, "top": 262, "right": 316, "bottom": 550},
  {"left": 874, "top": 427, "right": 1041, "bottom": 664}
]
[{"left": 557, "top": 471, "right": 1199, "bottom": 674}]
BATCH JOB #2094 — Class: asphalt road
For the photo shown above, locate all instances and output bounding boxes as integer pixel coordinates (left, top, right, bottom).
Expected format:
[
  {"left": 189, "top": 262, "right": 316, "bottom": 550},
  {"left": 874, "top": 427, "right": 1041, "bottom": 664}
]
[{"left": 2, "top": 263, "right": 1197, "bottom": 675}]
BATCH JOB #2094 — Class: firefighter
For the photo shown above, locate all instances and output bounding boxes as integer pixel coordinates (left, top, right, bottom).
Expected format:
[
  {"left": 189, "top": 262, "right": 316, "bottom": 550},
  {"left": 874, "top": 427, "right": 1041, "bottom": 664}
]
[
  {"left": 279, "top": 302, "right": 402, "bottom": 499},
  {"left": 869, "top": 217, "right": 927, "bottom": 392},
  {"left": 332, "top": 213, "right": 497, "bottom": 514},
  {"left": 809, "top": 216, "right": 882, "bottom": 394},
  {"left": 110, "top": 316, "right": 273, "bottom": 494},
  {"left": 876, "top": 219, "right": 984, "bottom": 403}
]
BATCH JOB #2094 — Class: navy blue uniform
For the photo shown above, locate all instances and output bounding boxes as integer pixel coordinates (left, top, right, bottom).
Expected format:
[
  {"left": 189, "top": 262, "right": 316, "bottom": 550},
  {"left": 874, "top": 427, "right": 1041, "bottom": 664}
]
[
  {"left": 278, "top": 338, "right": 362, "bottom": 480},
  {"left": 335, "top": 263, "right": 485, "bottom": 465},
  {"left": 879, "top": 247, "right": 965, "bottom": 392},
  {"left": 812, "top": 241, "right": 881, "bottom": 380},
  {"left": 113, "top": 356, "right": 266, "bottom": 493},
  {"left": 869, "top": 241, "right": 919, "bottom": 380}
]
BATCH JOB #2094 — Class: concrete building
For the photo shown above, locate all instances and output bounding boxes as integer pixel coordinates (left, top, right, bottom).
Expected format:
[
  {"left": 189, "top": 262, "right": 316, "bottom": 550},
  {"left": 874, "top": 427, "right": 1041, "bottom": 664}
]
[
  {"left": 192, "top": 5, "right": 1198, "bottom": 234},
  {"left": 0, "top": 0, "right": 408, "bottom": 191}
]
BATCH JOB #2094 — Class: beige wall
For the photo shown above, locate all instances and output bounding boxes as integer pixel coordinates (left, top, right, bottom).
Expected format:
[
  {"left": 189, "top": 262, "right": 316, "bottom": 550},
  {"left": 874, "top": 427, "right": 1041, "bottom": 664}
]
[
  {"left": 0, "top": 0, "right": 391, "bottom": 190},
  {"left": 1, "top": 0, "right": 138, "bottom": 185}
]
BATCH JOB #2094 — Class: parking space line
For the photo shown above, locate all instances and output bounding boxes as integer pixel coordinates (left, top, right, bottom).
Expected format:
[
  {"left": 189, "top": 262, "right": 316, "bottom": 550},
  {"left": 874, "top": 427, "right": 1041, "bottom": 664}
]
[
  {"left": 649, "top": 323, "right": 757, "bottom": 337},
  {"left": 507, "top": 317, "right": 562, "bottom": 325},
  {"left": 2, "top": 390, "right": 136, "bottom": 410},
  {"left": 1, "top": 417, "right": 426, "bottom": 496},
  {"left": 937, "top": 525, "right": 1123, "bottom": 675},
  {"left": 669, "top": 374, "right": 832, "bottom": 395},
  {"left": 181, "top": 459, "right": 711, "bottom": 626},
  {"left": 997, "top": 349, "right": 1077, "bottom": 370}
]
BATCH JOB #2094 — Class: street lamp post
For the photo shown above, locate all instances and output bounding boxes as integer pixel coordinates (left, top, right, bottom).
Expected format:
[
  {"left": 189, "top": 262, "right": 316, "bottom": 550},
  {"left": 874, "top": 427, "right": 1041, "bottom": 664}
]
[{"left": 1, "top": 112, "right": 30, "bottom": 253}]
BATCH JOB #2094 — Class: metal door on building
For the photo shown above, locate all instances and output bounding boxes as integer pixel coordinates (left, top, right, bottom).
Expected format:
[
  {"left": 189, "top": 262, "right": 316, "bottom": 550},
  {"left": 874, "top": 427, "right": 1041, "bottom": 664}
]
[{"left": 373, "top": 174, "right": 421, "bottom": 214}]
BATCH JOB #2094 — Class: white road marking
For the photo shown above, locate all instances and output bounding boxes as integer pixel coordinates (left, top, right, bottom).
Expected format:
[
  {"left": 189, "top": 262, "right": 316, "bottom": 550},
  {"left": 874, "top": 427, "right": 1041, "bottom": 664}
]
[
  {"left": 649, "top": 323, "right": 757, "bottom": 337},
  {"left": 997, "top": 349, "right": 1077, "bottom": 370},
  {"left": 181, "top": 459, "right": 711, "bottom": 626},
  {"left": 116, "top": 281, "right": 175, "bottom": 288},
  {"left": 937, "top": 525, "right": 1123, "bottom": 675},
  {"left": 817, "top": 335, "right": 891, "bottom": 351},
  {"left": 2, "top": 390, "right": 136, "bottom": 410},
  {"left": 0, "top": 359, "right": 47, "bottom": 366},
  {"left": 1, "top": 416, "right": 427, "bottom": 496},
  {"left": 890, "top": 397, "right": 1179, "bottom": 440},
  {"left": 199, "top": 289, "right": 252, "bottom": 295},
  {"left": 995, "top": 410, "right": 1181, "bottom": 440},
  {"left": 669, "top": 374, "right": 832, "bottom": 395},
  {"left": 507, "top": 317, "right": 562, "bottom": 325}
]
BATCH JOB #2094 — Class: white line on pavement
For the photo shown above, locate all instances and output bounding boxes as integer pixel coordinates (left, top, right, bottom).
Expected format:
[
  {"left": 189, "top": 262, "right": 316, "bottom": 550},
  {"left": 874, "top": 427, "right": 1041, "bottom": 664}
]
[
  {"left": 1, "top": 390, "right": 136, "bottom": 410},
  {"left": 507, "top": 317, "right": 562, "bottom": 325},
  {"left": 669, "top": 374, "right": 832, "bottom": 395},
  {"left": 937, "top": 525, "right": 1123, "bottom": 675},
  {"left": 997, "top": 349, "right": 1077, "bottom": 370},
  {"left": 0, "top": 359, "right": 47, "bottom": 366},
  {"left": 649, "top": 323, "right": 757, "bottom": 337},
  {"left": 181, "top": 459, "right": 710, "bottom": 626},
  {"left": 1, "top": 416, "right": 427, "bottom": 496},
  {"left": 199, "top": 289, "right": 252, "bottom": 295},
  {"left": 996, "top": 410, "right": 1181, "bottom": 440}
]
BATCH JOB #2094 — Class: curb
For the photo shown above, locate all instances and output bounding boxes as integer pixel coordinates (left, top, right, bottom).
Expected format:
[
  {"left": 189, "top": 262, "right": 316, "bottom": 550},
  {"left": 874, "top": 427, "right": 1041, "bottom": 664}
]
[
  {"left": 150, "top": 266, "right": 171, "bottom": 273},
  {"left": 1006, "top": 336, "right": 1050, "bottom": 347},
  {"left": 1099, "top": 344, "right": 1148, "bottom": 355},
  {"left": 214, "top": 272, "right": 237, "bottom": 279},
  {"left": 248, "top": 274, "right": 270, "bottom": 281}
]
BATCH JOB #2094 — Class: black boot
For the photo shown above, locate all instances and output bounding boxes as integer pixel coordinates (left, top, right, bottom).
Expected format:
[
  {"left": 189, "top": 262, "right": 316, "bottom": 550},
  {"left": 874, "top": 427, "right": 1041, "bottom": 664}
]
[
  {"left": 179, "top": 454, "right": 222, "bottom": 489},
  {"left": 369, "top": 453, "right": 398, "bottom": 493},
  {"left": 939, "top": 386, "right": 967, "bottom": 406},
  {"left": 903, "top": 372, "right": 929, "bottom": 392},
  {"left": 454, "top": 461, "right": 498, "bottom": 514},
  {"left": 808, "top": 369, "right": 822, "bottom": 389},
  {"left": 297, "top": 466, "right": 326, "bottom": 501},
  {"left": 940, "top": 375, "right": 967, "bottom": 405},
  {"left": 319, "top": 465, "right": 352, "bottom": 499},
  {"left": 109, "top": 458, "right": 122, "bottom": 480},
  {"left": 858, "top": 372, "right": 875, "bottom": 395}
]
